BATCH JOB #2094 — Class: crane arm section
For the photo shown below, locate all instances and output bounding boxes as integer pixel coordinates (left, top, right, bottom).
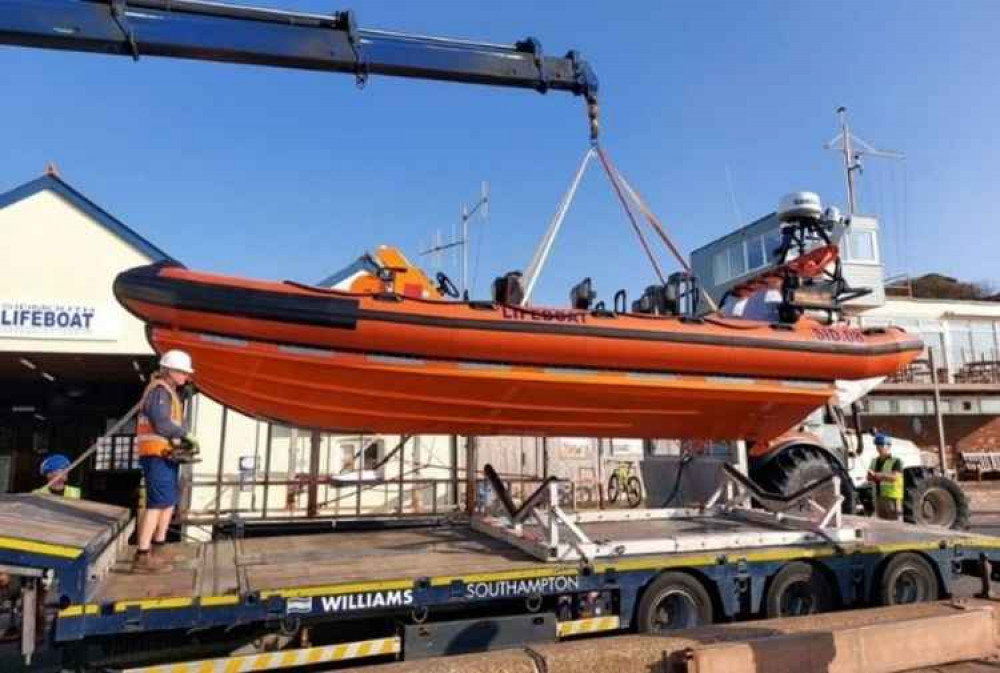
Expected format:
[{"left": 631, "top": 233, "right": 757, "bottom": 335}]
[{"left": 1, "top": 0, "right": 598, "bottom": 106}]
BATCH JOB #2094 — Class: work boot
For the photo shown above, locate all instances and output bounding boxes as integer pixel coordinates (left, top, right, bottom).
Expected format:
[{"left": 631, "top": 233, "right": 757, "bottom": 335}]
[{"left": 131, "top": 550, "right": 171, "bottom": 574}]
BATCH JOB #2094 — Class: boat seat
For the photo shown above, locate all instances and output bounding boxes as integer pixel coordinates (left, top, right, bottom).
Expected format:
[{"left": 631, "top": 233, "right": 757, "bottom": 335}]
[
  {"left": 570, "top": 277, "right": 596, "bottom": 310},
  {"left": 493, "top": 271, "right": 525, "bottom": 305}
]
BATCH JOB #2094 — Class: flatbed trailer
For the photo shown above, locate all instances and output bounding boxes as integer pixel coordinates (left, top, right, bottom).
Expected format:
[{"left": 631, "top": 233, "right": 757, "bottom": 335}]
[{"left": 4, "top": 472, "right": 1000, "bottom": 672}]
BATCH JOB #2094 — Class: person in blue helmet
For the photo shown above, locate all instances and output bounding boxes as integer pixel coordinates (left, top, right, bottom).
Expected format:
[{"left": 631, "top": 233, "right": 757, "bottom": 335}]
[
  {"left": 867, "top": 433, "right": 903, "bottom": 521},
  {"left": 33, "top": 454, "right": 81, "bottom": 498}
]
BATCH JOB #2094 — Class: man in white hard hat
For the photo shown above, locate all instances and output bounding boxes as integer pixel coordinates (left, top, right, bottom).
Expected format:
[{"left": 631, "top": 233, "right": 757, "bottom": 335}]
[{"left": 133, "top": 349, "right": 199, "bottom": 573}]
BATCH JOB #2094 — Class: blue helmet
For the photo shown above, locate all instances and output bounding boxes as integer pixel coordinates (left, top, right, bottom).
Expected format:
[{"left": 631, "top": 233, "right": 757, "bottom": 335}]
[
  {"left": 39, "top": 454, "right": 71, "bottom": 476},
  {"left": 873, "top": 433, "right": 891, "bottom": 448}
]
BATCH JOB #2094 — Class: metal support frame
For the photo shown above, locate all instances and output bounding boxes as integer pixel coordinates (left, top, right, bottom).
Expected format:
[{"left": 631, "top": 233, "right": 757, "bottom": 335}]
[{"left": 472, "top": 465, "right": 858, "bottom": 562}]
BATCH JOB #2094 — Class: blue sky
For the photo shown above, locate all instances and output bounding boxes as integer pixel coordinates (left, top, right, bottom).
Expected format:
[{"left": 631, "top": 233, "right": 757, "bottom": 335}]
[{"left": 3, "top": 0, "right": 997, "bottom": 304}]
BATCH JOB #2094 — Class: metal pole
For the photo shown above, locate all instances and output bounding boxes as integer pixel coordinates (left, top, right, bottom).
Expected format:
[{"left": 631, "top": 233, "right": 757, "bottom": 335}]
[
  {"left": 542, "top": 437, "right": 549, "bottom": 479},
  {"left": 929, "top": 350, "right": 949, "bottom": 474},
  {"left": 262, "top": 423, "right": 273, "bottom": 519},
  {"left": 307, "top": 430, "right": 321, "bottom": 518},
  {"left": 838, "top": 107, "right": 857, "bottom": 216},
  {"left": 465, "top": 436, "right": 478, "bottom": 514},
  {"left": 397, "top": 435, "right": 405, "bottom": 515},
  {"left": 450, "top": 435, "right": 459, "bottom": 507},
  {"left": 597, "top": 438, "right": 605, "bottom": 510},
  {"left": 214, "top": 407, "right": 228, "bottom": 525}
]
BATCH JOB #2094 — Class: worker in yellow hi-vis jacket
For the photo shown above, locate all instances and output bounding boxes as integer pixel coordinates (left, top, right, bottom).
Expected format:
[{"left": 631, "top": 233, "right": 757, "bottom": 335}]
[{"left": 867, "top": 433, "right": 904, "bottom": 521}]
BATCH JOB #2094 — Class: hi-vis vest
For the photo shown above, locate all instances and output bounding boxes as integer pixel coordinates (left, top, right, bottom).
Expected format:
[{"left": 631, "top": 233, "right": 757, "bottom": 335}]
[
  {"left": 870, "top": 456, "right": 903, "bottom": 501},
  {"left": 136, "top": 378, "right": 182, "bottom": 458}
]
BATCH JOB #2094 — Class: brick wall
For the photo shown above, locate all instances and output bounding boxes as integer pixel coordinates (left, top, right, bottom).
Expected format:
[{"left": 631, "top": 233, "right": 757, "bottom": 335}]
[{"left": 862, "top": 414, "right": 1000, "bottom": 467}]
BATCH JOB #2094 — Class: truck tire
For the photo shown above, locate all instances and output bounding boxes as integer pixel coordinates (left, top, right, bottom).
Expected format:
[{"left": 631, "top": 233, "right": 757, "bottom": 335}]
[
  {"left": 636, "top": 572, "right": 713, "bottom": 633},
  {"left": 904, "top": 470, "right": 970, "bottom": 530},
  {"left": 877, "top": 552, "right": 939, "bottom": 606},
  {"left": 752, "top": 445, "right": 856, "bottom": 515},
  {"left": 764, "top": 561, "right": 835, "bottom": 618}
]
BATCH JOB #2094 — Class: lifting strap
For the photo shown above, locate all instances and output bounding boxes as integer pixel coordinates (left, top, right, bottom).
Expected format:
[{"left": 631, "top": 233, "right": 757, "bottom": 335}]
[
  {"left": 522, "top": 147, "right": 594, "bottom": 304},
  {"left": 522, "top": 141, "right": 711, "bottom": 308},
  {"left": 594, "top": 145, "right": 668, "bottom": 286},
  {"left": 612, "top": 166, "right": 720, "bottom": 312}
]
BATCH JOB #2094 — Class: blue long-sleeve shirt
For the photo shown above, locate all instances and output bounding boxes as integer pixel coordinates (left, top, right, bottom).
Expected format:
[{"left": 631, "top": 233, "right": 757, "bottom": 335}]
[{"left": 145, "top": 386, "right": 187, "bottom": 439}]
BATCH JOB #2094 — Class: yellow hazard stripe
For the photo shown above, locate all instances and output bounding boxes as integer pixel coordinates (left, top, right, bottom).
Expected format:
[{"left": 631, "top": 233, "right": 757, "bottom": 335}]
[
  {"left": 557, "top": 615, "right": 620, "bottom": 637},
  {"left": 0, "top": 535, "right": 82, "bottom": 559},
  {"left": 119, "top": 637, "right": 401, "bottom": 673},
  {"left": 262, "top": 579, "right": 414, "bottom": 600},
  {"left": 114, "top": 597, "right": 193, "bottom": 613},
  {"left": 59, "top": 604, "right": 99, "bottom": 618}
]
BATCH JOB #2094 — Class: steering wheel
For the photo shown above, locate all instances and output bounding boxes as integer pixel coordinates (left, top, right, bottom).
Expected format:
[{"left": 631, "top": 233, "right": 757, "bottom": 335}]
[{"left": 435, "top": 271, "right": 460, "bottom": 298}]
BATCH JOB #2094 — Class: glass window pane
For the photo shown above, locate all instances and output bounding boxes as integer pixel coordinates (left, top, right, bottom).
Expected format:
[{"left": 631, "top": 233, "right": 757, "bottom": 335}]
[
  {"left": 747, "top": 236, "right": 765, "bottom": 269},
  {"left": 849, "top": 231, "right": 877, "bottom": 261},
  {"left": 713, "top": 251, "right": 729, "bottom": 282},
  {"left": 728, "top": 244, "right": 746, "bottom": 277},
  {"left": 764, "top": 229, "right": 783, "bottom": 264}
]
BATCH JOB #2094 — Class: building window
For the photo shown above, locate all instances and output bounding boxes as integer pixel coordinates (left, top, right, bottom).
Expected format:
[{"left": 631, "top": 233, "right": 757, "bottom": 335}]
[
  {"left": 982, "top": 399, "right": 1000, "bottom": 414},
  {"left": 746, "top": 236, "right": 766, "bottom": 270},
  {"left": 94, "top": 435, "right": 138, "bottom": 471},
  {"left": 846, "top": 230, "right": 878, "bottom": 263},
  {"left": 728, "top": 244, "right": 747, "bottom": 278},
  {"left": 712, "top": 250, "right": 729, "bottom": 283},
  {"left": 764, "top": 229, "right": 783, "bottom": 263}
]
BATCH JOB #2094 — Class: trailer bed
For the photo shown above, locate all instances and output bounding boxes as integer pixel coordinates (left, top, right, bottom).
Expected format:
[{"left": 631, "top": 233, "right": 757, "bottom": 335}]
[{"left": 94, "top": 513, "right": 988, "bottom": 603}]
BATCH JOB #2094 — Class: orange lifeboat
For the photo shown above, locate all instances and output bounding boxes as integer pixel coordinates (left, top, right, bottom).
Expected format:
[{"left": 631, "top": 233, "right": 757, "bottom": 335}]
[{"left": 114, "top": 249, "right": 922, "bottom": 444}]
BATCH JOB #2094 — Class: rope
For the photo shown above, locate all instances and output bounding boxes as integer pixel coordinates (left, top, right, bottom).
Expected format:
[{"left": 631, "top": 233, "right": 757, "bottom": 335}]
[
  {"left": 594, "top": 145, "right": 667, "bottom": 285},
  {"left": 44, "top": 402, "right": 143, "bottom": 490},
  {"left": 612, "top": 168, "right": 720, "bottom": 312}
]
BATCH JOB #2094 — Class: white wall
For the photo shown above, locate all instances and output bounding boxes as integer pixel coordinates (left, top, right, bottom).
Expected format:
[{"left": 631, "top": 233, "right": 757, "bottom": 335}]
[{"left": 0, "top": 189, "right": 154, "bottom": 355}]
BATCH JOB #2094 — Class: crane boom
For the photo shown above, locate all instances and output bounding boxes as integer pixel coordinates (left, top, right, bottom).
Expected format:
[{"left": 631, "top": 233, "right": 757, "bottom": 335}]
[{"left": 1, "top": 0, "right": 599, "bottom": 132}]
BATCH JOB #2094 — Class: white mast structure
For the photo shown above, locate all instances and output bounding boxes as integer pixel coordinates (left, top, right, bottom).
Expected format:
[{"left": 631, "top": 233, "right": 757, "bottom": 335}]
[
  {"left": 825, "top": 106, "right": 904, "bottom": 216},
  {"left": 419, "top": 182, "right": 489, "bottom": 298}
]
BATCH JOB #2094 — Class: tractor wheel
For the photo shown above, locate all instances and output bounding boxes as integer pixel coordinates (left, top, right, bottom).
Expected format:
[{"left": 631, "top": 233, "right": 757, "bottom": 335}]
[
  {"left": 904, "top": 470, "right": 970, "bottom": 530},
  {"left": 752, "top": 445, "right": 856, "bottom": 515}
]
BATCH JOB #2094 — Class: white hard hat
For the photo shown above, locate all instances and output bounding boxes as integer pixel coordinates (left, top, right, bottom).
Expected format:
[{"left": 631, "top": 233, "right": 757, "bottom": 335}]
[{"left": 159, "top": 349, "right": 194, "bottom": 374}]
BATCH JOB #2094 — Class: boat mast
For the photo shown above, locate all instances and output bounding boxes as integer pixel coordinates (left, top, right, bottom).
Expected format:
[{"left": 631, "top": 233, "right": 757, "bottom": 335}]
[
  {"left": 825, "top": 106, "right": 904, "bottom": 217},
  {"left": 420, "top": 182, "right": 489, "bottom": 298}
]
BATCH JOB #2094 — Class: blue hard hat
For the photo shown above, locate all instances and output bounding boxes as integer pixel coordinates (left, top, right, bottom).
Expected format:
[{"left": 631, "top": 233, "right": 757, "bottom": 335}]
[
  {"left": 873, "top": 433, "right": 891, "bottom": 447},
  {"left": 39, "top": 454, "right": 71, "bottom": 475}
]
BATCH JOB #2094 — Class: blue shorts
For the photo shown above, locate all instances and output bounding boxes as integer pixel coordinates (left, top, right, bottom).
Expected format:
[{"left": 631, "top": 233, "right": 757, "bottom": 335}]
[{"left": 140, "top": 456, "right": 180, "bottom": 509}]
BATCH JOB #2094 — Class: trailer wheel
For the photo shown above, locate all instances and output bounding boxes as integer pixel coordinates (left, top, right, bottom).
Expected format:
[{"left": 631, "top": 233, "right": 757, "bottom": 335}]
[
  {"left": 904, "top": 471, "right": 970, "bottom": 530},
  {"left": 636, "top": 572, "right": 713, "bottom": 633},
  {"left": 878, "top": 553, "right": 939, "bottom": 606},
  {"left": 764, "top": 561, "right": 835, "bottom": 618}
]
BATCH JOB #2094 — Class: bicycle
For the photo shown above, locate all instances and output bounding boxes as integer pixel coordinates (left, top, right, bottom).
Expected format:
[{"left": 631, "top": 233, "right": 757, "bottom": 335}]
[{"left": 607, "top": 460, "right": 643, "bottom": 508}]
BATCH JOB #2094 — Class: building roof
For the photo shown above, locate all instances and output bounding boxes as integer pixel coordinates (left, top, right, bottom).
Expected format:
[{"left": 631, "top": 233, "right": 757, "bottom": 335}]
[{"left": 0, "top": 173, "right": 175, "bottom": 262}]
